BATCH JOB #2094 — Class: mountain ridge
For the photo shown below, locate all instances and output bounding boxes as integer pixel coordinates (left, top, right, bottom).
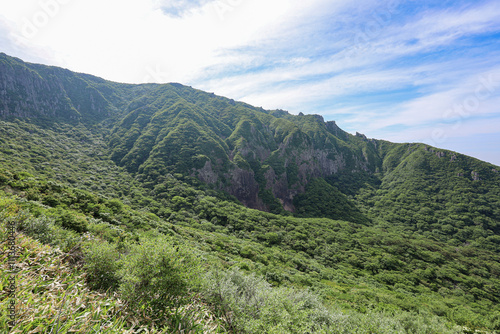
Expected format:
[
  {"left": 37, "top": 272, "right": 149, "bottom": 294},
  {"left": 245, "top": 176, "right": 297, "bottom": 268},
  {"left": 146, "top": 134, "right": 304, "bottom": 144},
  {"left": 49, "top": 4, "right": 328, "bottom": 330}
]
[
  {"left": 0, "top": 52, "right": 498, "bottom": 220},
  {"left": 2, "top": 52, "right": 500, "bottom": 331}
]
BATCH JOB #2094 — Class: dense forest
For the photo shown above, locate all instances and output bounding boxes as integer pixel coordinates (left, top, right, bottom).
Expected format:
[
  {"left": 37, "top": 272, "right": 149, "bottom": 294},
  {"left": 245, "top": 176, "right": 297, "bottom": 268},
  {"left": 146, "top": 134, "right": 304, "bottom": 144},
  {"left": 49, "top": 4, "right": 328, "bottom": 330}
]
[{"left": 1, "top": 52, "right": 500, "bottom": 333}]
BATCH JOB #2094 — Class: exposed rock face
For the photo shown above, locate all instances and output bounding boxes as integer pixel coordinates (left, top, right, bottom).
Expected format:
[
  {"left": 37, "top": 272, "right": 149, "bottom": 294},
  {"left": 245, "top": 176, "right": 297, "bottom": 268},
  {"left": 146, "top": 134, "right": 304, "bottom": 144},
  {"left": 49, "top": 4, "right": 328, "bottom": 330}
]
[
  {"left": 296, "top": 148, "right": 346, "bottom": 176},
  {"left": 165, "top": 110, "right": 377, "bottom": 212},
  {"left": 226, "top": 168, "right": 265, "bottom": 210},
  {"left": 196, "top": 161, "right": 218, "bottom": 184},
  {"left": 325, "top": 120, "right": 347, "bottom": 140},
  {"left": 264, "top": 167, "right": 295, "bottom": 210},
  {"left": 195, "top": 160, "right": 265, "bottom": 210},
  {"left": 471, "top": 171, "right": 480, "bottom": 181},
  {"left": 0, "top": 58, "right": 78, "bottom": 120},
  {"left": 0, "top": 53, "right": 120, "bottom": 124},
  {"left": 0, "top": 52, "right": 384, "bottom": 214},
  {"left": 224, "top": 122, "right": 373, "bottom": 211},
  {"left": 312, "top": 114, "right": 324, "bottom": 122},
  {"left": 356, "top": 132, "right": 368, "bottom": 140},
  {"left": 189, "top": 111, "right": 375, "bottom": 212}
]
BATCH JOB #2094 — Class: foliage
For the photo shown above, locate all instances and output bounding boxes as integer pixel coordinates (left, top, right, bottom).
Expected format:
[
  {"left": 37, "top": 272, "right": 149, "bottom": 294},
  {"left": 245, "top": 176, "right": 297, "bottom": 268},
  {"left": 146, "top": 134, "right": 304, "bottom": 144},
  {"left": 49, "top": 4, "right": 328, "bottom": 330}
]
[
  {"left": 82, "top": 239, "right": 121, "bottom": 291},
  {"left": 202, "top": 268, "right": 333, "bottom": 333},
  {"left": 202, "top": 268, "right": 462, "bottom": 334},
  {"left": 293, "top": 177, "right": 370, "bottom": 224},
  {"left": 0, "top": 220, "right": 218, "bottom": 333},
  {"left": 1, "top": 52, "right": 500, "bottom": 332},
  {"left": 117, "top": 232, "right": 202, "bottom": 313}
]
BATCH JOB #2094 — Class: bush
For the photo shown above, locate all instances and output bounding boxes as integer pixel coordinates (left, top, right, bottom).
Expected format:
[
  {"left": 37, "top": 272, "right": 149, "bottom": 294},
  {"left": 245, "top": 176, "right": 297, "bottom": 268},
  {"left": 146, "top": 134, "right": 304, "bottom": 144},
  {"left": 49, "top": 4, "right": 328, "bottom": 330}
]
[
  {"left": 56, "top": 209, "right": 87, "bottom": 233},
  {"left": 18, "top": 215, "right": 54, "bottom": 245},
  {"left": 202, "top": 268, "right": 333, "bottom": 333},
  {"left": 82, "top": 239, "right": 121, "bottom": 291},
  {"left": 15, "top": 213, "right": 80, "bottom": 252},
  {"left": 118, "top": 234, "right": 201, "bottom": 314},
  {"left": 106, "top": 198, "right": 124, "bottom": 213}
]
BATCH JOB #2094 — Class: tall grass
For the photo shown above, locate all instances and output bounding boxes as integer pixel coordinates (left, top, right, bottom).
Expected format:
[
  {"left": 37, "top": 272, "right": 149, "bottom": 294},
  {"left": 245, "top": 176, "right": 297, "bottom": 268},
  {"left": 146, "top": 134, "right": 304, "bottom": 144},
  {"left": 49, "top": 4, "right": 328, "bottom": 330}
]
[
  {"left": 0, "top": 202, "right": 221, "bottom": 333},
  {"left": 0, "top": 199, "right": 472, "bottom": 333}
]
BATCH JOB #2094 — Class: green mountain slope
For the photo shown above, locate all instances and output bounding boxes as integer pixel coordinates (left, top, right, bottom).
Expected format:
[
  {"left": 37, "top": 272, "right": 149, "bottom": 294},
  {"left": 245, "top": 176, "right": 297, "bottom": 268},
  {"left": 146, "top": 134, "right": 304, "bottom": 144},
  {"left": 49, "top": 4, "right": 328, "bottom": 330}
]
[
  {"left": 1, "top": 52, "right": 500, "bottom": 332},
  {"left": 1, "top": 52, "right": 381, "bottom": 216},
  {"left": 3, "top": 52, "right": 498, "bottom": 225},
  {"left": 354, "top": 144, "right": 500, "bottom": 249}
]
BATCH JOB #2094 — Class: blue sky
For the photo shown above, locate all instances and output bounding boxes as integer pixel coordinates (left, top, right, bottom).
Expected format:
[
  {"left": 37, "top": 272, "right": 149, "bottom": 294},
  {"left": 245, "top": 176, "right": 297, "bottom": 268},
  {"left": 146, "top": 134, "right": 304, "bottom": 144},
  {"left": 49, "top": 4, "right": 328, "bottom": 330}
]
[{"left": 1, "top": 0, "right": 499, "bottom": 165}]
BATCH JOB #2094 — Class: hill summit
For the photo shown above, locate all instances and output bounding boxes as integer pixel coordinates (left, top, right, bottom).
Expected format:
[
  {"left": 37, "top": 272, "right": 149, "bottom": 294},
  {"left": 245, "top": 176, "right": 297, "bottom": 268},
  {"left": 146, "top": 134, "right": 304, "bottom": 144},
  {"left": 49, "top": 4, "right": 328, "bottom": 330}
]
[
  {"left": 3, "top": 52, "right": 497, "bottom": 222},
  {"left": 2, "top": 52, "right": 500, "bottom": 332}
]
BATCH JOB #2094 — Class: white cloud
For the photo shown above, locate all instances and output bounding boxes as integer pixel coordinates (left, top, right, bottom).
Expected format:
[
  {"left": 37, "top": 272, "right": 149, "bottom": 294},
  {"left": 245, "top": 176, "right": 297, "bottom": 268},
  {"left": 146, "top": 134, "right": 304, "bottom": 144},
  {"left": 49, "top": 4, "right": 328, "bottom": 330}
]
[
  {"left": 361, "top": 66, "right": 500, "bottom": 130},
  {"left": 153, "top": 0, "right": 212, "bottom": 17},
  {"left": 0, "top": 0, "right": 499, "bottom": 164},
  {"left": 0, "top": 0, "right": 329, "bottom": 83},
  {"left": 377, "top": 115, "right": 500, "bottom": 146}
]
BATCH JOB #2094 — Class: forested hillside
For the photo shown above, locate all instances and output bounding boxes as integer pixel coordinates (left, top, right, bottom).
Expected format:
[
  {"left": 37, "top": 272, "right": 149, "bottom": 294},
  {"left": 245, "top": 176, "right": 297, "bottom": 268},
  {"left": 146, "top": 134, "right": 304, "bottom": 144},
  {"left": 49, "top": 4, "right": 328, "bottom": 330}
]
[{"left": 1, "top": 52, "right": 500, "bottom": 332}]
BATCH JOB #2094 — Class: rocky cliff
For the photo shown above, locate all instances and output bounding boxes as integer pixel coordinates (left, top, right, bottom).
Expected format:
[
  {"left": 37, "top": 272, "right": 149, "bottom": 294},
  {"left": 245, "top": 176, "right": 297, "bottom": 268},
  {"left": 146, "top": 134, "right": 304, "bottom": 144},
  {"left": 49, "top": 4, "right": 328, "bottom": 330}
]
[
  {"left": 0, "top": 53, "right": 434, "bottom": 218},
  {"left": 0, "top": 53, "right": 155, "bottom": 124}
]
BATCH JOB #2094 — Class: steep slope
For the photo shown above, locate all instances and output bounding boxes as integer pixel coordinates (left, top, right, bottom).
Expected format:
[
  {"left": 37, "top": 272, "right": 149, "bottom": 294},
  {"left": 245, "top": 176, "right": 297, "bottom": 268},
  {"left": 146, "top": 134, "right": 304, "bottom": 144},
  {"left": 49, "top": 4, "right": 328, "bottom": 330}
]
[
  {"left": 355, "top": 144, "right": 500, "bottom": 248},
  {"left": 0, "top": 53, "right": 381, "bottom": 218},
  {"left": 1, "top": 147, "right": 499, "bottom": 331},
  {"left": 0, "top": 52, "right": 499, "bottom": 227},
  {"left": 1, "top": 53, "right": 500, "bottom": 331},
  {"left": 106, "top": 83, "right": 383, "bottom": 217},
  {"left": 0, "top": 52, "right": 154, "bottom": 125}
]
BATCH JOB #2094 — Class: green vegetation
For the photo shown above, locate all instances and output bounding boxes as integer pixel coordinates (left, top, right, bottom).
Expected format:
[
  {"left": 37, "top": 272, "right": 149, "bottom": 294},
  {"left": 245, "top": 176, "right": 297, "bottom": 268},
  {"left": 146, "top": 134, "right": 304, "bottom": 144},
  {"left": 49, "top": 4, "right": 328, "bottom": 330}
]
[
  {"left": 1, "top": 52, "right": 500, "bottom": 332},
  {"left": 293, "top": 178, "right": 369, "bottom": 223},
  {"left": 0, "top": 182, "right": 471, "bottom": 333}
]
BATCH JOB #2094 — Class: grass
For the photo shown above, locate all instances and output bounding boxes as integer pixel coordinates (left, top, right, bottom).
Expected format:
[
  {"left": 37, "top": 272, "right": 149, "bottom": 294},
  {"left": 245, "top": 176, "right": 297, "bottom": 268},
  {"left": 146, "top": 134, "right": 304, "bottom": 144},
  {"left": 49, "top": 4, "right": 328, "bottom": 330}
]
[
  {"left": 0, "top": 210, "right": 222, "bottom": 333},
  {"left": 0, "top": 197, "right": 489, "bottom": 333}
]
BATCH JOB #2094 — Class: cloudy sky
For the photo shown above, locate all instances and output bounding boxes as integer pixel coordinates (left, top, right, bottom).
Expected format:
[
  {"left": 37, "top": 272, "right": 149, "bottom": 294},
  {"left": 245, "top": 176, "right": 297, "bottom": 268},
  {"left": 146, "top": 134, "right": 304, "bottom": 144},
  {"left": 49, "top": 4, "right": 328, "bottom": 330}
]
[{"left": 1, "top": 0, "right": 500, "bottom": 165}]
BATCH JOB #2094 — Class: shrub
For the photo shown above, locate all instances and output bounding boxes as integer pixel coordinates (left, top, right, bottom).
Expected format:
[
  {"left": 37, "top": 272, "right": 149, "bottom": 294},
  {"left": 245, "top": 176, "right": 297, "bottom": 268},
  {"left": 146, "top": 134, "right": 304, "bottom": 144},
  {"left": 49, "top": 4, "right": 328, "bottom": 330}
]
[
  {"left": 82, "top": 239, "right": 121, "bottom": 291},
  {"left": 106, "top": 198, "right": 124, "bottom": 213},
  {"left": 202, "top": 268, "right": 333, "bottom": 333},
  {"left": 56, "top": 209, "right": 87, "bottom": 233},
  {"left": 16, "top": 213, "right": 80, "bottom": 252},
  {"left": 18, "top": 215, "right": 54, "bottom": 245},
  {"left": 118, "top": 235, "right": 201, "bottom": 314}
]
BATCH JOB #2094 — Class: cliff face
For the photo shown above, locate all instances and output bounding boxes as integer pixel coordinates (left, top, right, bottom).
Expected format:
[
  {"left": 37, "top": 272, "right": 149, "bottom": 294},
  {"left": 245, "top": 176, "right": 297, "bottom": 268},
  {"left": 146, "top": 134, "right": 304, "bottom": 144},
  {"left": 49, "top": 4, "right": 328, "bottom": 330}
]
[
  {"left": 107, "top": 80, "right": 388, "bottom": 212},
  {"left": 0, "top": 52, "right": 383, "bottom": 214},
  {"left": 0, "top": 53, "right": 151, "bottom": 124},
  {"left": 0, "top": 55, "right": 79, "bottom": 120}
]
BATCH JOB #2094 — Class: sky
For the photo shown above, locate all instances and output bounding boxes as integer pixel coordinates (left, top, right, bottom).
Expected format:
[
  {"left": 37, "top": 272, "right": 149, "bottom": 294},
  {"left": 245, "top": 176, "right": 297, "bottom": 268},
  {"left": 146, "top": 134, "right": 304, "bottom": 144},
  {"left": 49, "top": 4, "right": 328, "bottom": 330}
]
[{"left": 1, "top": 0, "right": 500, "bottom": 166}]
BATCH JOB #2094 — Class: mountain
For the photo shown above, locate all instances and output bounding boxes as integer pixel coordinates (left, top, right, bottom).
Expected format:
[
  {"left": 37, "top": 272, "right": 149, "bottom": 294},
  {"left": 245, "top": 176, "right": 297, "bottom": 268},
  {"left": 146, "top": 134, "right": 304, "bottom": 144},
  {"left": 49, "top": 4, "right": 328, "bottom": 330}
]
[
  {"left": 2, "top": 51, "right": 500, "bottom": 241},
  {"left": 2, "top": 53, "right": 499, "bottom": 223},
  {"left": 1, "top": 52, "right": 500, "bottom": 332},
  {"left": 1, "top": 53, "right": 366, "bottom": 215}
]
